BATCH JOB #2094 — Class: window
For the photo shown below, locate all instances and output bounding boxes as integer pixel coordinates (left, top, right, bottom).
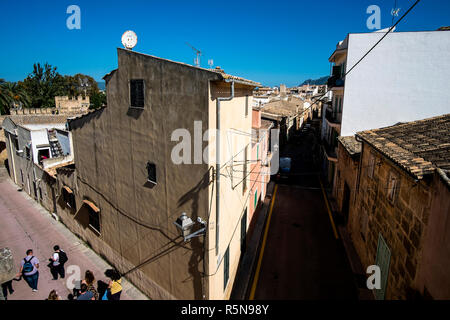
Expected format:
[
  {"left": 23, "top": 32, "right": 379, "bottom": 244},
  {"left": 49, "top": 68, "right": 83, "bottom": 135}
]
[
  {"left": 368, "top": 154, "right": 375, "bottom": 178},
  {"left": 25, "top": 146, "right": 31, "bottom": 159},
  {"left": 257, "top": 145, "right": 259, "bottom": 161},
  {"left": 146, "top": 162, "right": 157, "bottom": 184},
  {"left": 84, "top": 200, "right": 101, "bottom": 234},
  {"left": 254, "top": 189, "right": 258, "bottom": 208},
  {"left": 387, "top": 172, "right": 399, "bottom": 203},
  {"left": 130, "top": 79, "right": 145, "bottom": 108},
  {"left": 245, "top": 95, "right": 249, "bottom": 117},
  {"left": 62, "top": 186, "right": 76, "bottom": 212},
  {"left": 38, "top": 148, "right": 50, "bottom": 165},
  {"left": 224, "top": 246, "right": 229, "bottom": 290},
  {"left": 243, "top": 146, "right": 248, "bottom": 194}
]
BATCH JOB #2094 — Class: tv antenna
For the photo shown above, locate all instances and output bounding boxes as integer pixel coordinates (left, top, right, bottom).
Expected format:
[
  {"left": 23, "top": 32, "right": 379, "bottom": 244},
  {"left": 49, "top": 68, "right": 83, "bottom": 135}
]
[{"left": 186, "top": 42, "right": 201, "bottom": 67}]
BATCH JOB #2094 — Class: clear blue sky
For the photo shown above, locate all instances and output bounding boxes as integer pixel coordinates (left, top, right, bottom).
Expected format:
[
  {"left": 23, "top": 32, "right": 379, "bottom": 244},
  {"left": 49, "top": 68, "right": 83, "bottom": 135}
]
[{"left": 1, "top": 0, "right": 449, "bottom": 87}]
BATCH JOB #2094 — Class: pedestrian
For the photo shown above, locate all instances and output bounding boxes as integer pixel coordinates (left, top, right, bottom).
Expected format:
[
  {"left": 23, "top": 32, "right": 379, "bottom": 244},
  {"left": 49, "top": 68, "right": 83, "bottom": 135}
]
[
  {"left": 77, "top": 283, "right": 95, "bottom": 300},
  {"left": 19, "top": 249, "right": 40, "bottom": 292},
  {"left": 50, "top": 245, "right": 67, "bottom": 280},
  {"left": 81, "top": 270, "right": 99, "bottom": 300},
  {"left": 47, "top": 290, "right": 62, "bottom": 300},
  {"left": 1, "top": 280, "right": 14, "bottom": 300},
  {"left": 105, "top": 269, "right": 122, "bottom": 300}
]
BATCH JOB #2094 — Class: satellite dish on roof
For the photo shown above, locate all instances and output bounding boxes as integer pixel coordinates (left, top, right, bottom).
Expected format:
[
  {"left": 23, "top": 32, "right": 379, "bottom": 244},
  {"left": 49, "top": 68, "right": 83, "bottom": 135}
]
[{"left": 121, "top": 30, "right": 138, "bottom": 50}]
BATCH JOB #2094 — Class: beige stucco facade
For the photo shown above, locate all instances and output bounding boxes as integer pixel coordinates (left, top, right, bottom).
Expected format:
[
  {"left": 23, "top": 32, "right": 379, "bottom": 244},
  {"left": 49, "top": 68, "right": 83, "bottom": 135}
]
[{"left": 58, "top": 48, "right": 259, "bottom": 300}]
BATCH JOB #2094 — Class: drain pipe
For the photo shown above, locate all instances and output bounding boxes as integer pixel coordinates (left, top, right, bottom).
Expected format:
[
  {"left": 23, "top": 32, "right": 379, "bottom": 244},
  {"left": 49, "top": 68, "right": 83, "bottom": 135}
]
[{"left": 216, "top": 80, "right": 235, "bottom": 256}]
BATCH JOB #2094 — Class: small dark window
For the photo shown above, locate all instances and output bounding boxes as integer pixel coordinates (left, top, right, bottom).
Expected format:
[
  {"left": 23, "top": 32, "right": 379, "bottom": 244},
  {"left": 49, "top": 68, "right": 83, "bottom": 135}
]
[
  {"left": 147, "top": 162, "right": 157, "bottom": 184},
  {"left": 130, "top": 79, "right": 145, "bottom": 108},
  {"left": 25, "top": 146, "right": 31, "bottom": 159},
  {"left": 88, "top": 207, "right": 101, "bottom": 233},
  {"left": 62, "top": 187, "right": 77, "bottom": 212},
  {"left": 224, "top": 246, "right": 230, "bottom": 290}
]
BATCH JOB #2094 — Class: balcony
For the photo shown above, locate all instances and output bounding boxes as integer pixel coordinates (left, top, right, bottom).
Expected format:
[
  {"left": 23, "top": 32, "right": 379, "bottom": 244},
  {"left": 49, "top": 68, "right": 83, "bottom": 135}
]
[
  {"left": 325, "top": 109, "right": 341, "bottom": 125},
  {"left": 321, "top": 139, "right": 338, "bottom": 161},
  {"left": 327, "top": 75, "right": 345, "bottom": 89}
]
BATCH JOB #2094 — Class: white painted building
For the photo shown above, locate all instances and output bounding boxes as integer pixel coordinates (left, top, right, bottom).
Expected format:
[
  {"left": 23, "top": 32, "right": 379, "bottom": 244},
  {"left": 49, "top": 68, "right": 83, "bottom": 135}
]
[{"left": 338, "top": 29, "right": 450, "bottom": 136}]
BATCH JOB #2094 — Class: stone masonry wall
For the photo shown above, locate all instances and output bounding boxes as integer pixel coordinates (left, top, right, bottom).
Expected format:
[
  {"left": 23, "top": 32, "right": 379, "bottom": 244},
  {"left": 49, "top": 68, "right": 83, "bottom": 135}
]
[{"left": 350, "top": 142, "right": 433, "bottom": 299}]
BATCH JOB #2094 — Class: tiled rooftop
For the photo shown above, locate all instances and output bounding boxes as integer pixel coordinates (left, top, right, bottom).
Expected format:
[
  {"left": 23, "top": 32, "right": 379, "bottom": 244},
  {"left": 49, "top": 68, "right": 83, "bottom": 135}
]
[
  {"left": 338, "top": 136, "right": 362, "bottom": 156},
  {"left": 356, "top": 114, "right": 450, "bottom": 179}
]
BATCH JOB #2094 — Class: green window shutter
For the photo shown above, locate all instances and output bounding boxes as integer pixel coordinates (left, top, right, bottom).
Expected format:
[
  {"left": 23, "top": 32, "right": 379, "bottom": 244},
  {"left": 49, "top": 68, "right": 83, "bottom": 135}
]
[
  {"left": 374, "top": 234, "right": 391, "bottom": 300},
  {"left": 254, "top": 189, "right": 258, "bottom": 208}
]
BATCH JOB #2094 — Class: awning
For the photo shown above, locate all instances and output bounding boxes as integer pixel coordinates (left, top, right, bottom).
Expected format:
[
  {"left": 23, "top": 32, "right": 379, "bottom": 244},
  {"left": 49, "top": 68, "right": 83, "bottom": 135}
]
[
  {"left": 63, "top": 186, "right": 73, "bottom": 194},
  {"left": 83, "top": 200, "right": 100, "bottom": 213}
]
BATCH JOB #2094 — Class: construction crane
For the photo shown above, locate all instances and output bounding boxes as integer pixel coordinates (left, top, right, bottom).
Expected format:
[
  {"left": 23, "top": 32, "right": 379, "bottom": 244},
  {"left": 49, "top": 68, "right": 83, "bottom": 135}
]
[{"left": 186, "top": 42, "right": 201, "bottom": 67}]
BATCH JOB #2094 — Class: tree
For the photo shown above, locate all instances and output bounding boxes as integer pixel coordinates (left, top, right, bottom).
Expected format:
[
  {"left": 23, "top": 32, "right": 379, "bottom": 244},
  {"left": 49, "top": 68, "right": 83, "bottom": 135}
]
[
  {"left": 0, "top": 80, "right": 30, "bottom": 114},
  {"left": 90, "top": 91, "right": 107, "bottom": 109},
  {"left": 19, "top": 63, "right": 66, "bottom": 108},
  {"left": 63, "top": 74, "right": 99, "bottom": 98}
]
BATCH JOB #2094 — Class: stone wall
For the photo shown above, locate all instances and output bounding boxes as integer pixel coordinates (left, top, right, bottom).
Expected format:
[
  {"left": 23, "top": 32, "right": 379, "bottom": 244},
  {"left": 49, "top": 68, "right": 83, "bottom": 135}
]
[{"left": 348, "top": 142, "right": 433, "bottom": 299}]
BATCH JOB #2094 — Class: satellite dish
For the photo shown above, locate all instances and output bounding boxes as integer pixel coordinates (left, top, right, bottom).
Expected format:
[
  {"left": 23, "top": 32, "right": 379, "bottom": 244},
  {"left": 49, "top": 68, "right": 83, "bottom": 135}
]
[{"left": 121, "top": 30, "right": 138, "bottom": 50}]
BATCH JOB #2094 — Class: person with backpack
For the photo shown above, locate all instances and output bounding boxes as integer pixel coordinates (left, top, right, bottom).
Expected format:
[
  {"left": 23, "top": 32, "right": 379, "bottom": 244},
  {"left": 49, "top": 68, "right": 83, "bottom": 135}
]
[
  {"left": 50, "top": 245, "right": 67, "bottom": 280},
  {"left": 19, "top": 249, "right": 40, "bottom": 292}
]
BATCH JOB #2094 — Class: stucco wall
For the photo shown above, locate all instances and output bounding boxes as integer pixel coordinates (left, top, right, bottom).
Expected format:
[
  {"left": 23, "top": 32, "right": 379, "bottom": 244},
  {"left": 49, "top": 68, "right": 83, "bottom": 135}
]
[
  {"left": 341, "top": 31, "right": 450, "bottom": 136},
  {"left": 206, "top": 81, "right": 254, "bottom": 299},
  {"left": 66, "top": 49, "right": 230, "bottom": 300}
]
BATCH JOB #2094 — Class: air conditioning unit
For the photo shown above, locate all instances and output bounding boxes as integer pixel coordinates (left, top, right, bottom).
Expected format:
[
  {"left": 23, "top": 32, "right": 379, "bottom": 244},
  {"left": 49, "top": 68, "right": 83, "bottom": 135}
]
[{"left": 16, "top": 150, "right": 24, "bottom": 156}]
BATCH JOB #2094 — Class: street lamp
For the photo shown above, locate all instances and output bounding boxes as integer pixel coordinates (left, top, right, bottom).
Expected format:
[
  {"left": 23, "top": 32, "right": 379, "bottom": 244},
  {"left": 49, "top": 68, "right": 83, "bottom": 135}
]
[{"left": 174, "top": 212, "right": 207, "bottom": 242}]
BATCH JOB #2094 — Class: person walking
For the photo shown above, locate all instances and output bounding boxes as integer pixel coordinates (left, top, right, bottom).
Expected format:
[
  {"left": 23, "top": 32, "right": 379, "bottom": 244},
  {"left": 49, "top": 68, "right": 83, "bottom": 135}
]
[
  {"left": 81, "top": 270, "right": 99, "bottom": 300},
  {"left": 77, "top": 283, "right": 95, "bottom": 300},
  {"left": 20, "top": 249, "right": 40, "bottom": 292},
  {"left": 47, "top": 290, "right": 62, "bottom": 300},
  {"left": 50, "top": 245, "right": 67, "bottom": 280},
  {"left": 105, "top": 269, "right": 122, "bottom": 301}
]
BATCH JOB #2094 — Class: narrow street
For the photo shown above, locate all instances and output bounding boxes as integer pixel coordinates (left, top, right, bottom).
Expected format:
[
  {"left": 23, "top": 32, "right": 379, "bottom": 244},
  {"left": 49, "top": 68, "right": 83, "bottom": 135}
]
[
  {"left": 0, "top": 167, "right": 148, "bottom": 300},
  {"left": 251, "top": 126, "right": 358, "bottom": 299}
]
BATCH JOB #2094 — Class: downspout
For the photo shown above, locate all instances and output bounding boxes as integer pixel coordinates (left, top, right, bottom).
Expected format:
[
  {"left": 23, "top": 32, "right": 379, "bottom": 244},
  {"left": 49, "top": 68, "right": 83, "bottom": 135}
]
[{"left": 216, "top": 80, "right": 235, "bottom": 256}]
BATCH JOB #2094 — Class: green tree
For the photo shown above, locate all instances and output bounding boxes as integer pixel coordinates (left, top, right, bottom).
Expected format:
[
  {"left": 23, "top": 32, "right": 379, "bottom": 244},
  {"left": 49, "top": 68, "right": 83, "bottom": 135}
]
[
  {"left": 90, "top": 91, "right": 107, "bottom": 109},
  {"left": 63, "top": 74, "right": 99, "bottom": 98},
  {"left": 0, "top": 80, "right": 30, "bottom": 114},
  {"left": 19, "top": 63, "right": 66, "bottom": 109}
]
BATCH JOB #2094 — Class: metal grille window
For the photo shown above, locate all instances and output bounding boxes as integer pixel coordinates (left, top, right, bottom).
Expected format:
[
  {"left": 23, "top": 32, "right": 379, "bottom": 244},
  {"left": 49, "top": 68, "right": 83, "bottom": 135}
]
[
  {"left": 224, "top": 246, "right": 230, "bottom": 290},
  {"left": 130, "top": 79, "right": 145, "bottom": 108}
]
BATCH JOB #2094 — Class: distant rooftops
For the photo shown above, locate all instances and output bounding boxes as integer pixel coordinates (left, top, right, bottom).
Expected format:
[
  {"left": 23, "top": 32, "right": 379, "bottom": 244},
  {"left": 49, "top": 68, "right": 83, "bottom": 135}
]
[
  {"left": 261, "top": 98, "right": 304, "bottom": 118},
  {"left": 356, "top": 114, "right": 450, "bottom": 180}
]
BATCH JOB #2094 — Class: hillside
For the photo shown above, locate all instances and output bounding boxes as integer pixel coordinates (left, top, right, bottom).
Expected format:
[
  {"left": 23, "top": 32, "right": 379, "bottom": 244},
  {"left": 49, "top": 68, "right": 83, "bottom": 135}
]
[{"left": 300, "top": 76, "right": 329, "bottom": 86}]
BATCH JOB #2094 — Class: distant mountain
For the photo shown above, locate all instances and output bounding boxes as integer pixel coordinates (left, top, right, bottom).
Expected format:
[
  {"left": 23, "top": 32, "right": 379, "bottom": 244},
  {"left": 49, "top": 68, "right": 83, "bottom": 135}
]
[{"left": 300, "top": 76, "right": 329, "bottom": 86}]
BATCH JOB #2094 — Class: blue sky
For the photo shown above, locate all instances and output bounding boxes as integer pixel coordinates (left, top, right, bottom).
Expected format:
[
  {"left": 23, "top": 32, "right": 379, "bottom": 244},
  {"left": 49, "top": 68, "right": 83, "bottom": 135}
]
[{"left": 1, "top": 0, "right": 449, "bottom": 87}]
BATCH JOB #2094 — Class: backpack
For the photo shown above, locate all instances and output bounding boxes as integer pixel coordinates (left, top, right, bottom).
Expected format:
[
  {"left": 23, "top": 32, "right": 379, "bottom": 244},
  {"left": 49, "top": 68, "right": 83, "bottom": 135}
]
[
  {"left": 23, "top": 256, "right": 35, "bottom": 273},
  {"left": 58, "top": 250, "right": 68, "bottom": 264}
]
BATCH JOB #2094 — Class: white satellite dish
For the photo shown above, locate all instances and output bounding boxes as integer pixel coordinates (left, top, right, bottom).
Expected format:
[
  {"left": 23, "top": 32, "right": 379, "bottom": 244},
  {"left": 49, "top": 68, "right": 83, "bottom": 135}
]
[{"left": 121, "top": 30, "right": 138, "bottom": 50}]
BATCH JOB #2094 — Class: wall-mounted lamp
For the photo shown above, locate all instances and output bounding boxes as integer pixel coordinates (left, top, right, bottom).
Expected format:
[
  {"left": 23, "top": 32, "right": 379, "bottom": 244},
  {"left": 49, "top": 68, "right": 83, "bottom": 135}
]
[{"left": 174, "top": 212, "right": 206, "bottom": 242}]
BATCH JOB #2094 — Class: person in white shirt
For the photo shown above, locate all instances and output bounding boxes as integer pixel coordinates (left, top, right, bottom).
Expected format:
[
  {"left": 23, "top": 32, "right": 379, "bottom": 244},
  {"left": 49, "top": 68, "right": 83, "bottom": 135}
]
[{"left": 50, "top": 245, "right": 66, "bottom": 280}]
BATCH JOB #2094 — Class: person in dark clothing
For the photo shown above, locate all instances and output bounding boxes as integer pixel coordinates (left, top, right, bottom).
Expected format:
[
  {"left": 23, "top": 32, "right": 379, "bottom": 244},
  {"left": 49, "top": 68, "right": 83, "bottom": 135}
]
[{"left": 50, "top": 245, "right": 66, "bottom": 280}]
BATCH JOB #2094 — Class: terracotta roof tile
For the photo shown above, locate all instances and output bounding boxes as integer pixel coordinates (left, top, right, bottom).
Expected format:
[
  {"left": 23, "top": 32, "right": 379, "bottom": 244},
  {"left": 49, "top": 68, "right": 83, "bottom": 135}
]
[{"left": 356, "top": 114, "right": 450, "bottom": 179}]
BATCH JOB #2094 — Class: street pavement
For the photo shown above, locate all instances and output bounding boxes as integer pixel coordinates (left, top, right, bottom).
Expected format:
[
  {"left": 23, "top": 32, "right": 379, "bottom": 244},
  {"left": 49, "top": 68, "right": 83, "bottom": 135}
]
[
  {"left": 0, "top": 167, "right": 148, "bottom": 300},
  {"left": 251, "top": 129, "right": 358, "bottom": 299}
]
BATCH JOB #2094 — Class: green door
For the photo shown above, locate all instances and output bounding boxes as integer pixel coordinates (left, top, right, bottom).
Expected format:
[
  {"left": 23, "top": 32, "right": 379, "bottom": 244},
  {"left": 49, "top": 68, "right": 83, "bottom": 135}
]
[{"left": 374, "top": 233, "right": 391, "bottom": 300}]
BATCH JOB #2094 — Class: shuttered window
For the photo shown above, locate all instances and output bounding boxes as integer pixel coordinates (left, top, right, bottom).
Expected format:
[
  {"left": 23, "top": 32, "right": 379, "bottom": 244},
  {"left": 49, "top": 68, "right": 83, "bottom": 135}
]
[{"left": 130, "top": 79, "right": 145, "bottom": 108}]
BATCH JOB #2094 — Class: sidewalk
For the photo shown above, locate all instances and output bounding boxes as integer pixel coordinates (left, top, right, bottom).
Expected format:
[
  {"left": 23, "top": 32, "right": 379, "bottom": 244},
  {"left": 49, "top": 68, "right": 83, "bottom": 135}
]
[
  {"left": 325, "top": 188, "right": 374, "bottom": 300},
  {"left": 0, "top": 168, "right": 148, "bottom": 300},
  {"left": 230, "top": 181, "right": 275, "bottom": 300}
]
